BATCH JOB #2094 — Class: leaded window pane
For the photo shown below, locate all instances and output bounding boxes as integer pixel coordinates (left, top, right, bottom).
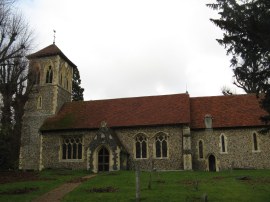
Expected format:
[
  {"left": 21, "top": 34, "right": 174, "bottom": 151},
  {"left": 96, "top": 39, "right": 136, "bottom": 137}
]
[
  {"left": 253, "top": 133, "right": 258, "bottom": 151},
  {"left": 199, "top": 141, "right": 203, "bottom": 159},
  {"left": 136, "top": 142, "right": 141, "bottom": 158},
  {"left": 62, "top": 136, "right": 83, "bottom": 160},
  {"left": 221, "top": 135, "right": 225, "bottom": 152},
  {"left": 78, "top": 143, "right": 82, "bottom": 159},
  {"left": 62, "top": 144, "right": 66, "bottom": 159},
  {"left": 135, "top": 134, "right": 148, "bottom": 159},
  {"left": 162, "top": 140, "right": 167, "bottom": 157},
  {"left": 46, "top": 66, "right": 53, "bottom": 83},
  {"left": 67, "top": 144, "right": 72, "bottom": 159},
  {"left": 156, "top": 141, "right": 161, "bottom": 158},
  {"left": 72, "top": 143, "right": 77, "bottom": 159},
  {"left": 155, "top": 133, "right": 168, "bottom": 158},
  {"left": 142, "top": 141, "right": 147, "bottom": 158}
]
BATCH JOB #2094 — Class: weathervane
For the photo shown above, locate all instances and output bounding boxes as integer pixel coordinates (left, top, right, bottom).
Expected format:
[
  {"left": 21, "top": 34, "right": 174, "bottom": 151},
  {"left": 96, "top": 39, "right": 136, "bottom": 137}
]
[
  {"left": 186, "top": 84, "right": 189, "bottom": 94},
  {"left": 53, "top": 30, "right": 56, "bottom": 44}
]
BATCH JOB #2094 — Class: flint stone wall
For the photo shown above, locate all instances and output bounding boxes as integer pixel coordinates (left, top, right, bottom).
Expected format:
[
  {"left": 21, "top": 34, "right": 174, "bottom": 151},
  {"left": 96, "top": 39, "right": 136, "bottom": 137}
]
[
  {"left": 40, "top": 125, "right": 184, "bottom": 171},
  {"left": 116, "top": 125, "right": 184, "bottom": 170},
  {"left": 191, "top": 128, "right": 270, "bottom": 171}
]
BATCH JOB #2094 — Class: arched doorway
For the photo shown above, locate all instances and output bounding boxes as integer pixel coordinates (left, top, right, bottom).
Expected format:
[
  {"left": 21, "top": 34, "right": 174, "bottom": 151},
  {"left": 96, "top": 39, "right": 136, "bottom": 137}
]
[
  {"left": 208, "top": 154, "right": 216, "bottom": 172},
  {"left": 98, "top": 147, "right": 109, "bottom": 172}
]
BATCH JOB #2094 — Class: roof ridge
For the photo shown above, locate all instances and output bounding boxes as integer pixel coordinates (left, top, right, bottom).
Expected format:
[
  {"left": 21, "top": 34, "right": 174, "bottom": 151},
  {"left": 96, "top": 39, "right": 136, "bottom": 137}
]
[
  {"left": 190, "top": 93, "right": 256, "bottom": 99},
  {"left": 82, "top": 93, "right": 189, "bottom": 103}
]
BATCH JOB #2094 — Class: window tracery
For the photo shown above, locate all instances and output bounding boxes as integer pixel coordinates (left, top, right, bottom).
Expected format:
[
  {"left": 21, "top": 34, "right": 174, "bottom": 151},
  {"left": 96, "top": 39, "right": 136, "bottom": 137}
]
[
  {"left": 62, "top": 136, "right": 83, "bottom": 160},
  {"left": 46, "top": 66, "right": 53, "bottom": 83},
  {"left": 135, "top": 134, "right": 147, "bottom": 159},
  {"left": 155, "top": 133, "right": 168, "bottom": 158}
]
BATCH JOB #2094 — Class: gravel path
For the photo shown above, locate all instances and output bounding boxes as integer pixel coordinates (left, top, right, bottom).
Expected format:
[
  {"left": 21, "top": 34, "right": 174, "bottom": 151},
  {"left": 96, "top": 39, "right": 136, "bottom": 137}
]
[{"left": 32, "top": 175, "right": 96, "bottom": 202}]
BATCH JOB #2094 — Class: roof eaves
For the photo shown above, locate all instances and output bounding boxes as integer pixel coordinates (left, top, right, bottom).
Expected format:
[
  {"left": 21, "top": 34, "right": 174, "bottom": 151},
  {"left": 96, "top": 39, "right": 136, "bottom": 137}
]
[{"left": 27, "top": 44, "right": 77, "bottom": 68}]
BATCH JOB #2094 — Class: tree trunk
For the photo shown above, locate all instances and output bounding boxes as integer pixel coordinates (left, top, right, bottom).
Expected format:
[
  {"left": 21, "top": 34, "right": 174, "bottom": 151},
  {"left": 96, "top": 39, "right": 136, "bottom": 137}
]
[
  {"left": 10, "top": 94, "right": 28, "bottom": 168},
  {"left": 1, "top": 92, "right": 13, "bottom": 135}
]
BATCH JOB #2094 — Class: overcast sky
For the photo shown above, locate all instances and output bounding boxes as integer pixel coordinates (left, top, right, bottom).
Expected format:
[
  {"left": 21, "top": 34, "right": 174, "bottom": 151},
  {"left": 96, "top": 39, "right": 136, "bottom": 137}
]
[{"left": 19, "top": 0, "right": 244, "bottom": 100}]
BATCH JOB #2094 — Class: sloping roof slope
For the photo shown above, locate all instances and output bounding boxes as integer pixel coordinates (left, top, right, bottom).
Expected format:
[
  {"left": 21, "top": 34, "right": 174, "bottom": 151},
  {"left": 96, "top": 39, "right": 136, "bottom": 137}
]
[
  {"left": 41, "top": 94, "right": 190, "bottom": 131},
  {"left": 190, "top": 94, "right": 267, "bottom": 129},
  {"left": 27, "top": 44, "right": 76, "bottom": 68}
]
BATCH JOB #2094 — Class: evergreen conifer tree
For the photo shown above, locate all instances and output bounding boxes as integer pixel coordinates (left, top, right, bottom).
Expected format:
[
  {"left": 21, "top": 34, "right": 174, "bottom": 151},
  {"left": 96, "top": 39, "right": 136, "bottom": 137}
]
[
  {"left": 72, "top": 66, "right": 84, "bottom": 101},
  {"left": 208, "top": 0, "right": 270, "bottom": 130}
]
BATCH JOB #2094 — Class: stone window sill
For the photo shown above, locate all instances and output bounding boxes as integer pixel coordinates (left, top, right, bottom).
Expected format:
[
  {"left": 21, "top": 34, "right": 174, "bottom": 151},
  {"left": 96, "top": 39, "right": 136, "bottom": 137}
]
[
  {"left": 154, "top": 157, "right": 169, "bottom": 160},
  {"left": 59, "top": 159, "right": 84, "bottom": 163},
  {"left": 134, "top": 158, "right": 148, "bottom": 160}
]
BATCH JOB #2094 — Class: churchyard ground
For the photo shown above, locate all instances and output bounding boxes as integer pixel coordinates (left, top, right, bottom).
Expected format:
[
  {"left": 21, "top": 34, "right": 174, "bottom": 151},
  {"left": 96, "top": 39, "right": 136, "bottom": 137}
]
[{"left": 0, "top": 169, "right": 270, "bottom": 202}]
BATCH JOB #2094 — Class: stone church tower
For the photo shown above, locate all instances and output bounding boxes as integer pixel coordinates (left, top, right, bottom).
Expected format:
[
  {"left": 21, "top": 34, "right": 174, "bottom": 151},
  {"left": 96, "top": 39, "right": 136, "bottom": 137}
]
[{"left": 19, "top": 44, "right": 76, "bottom": 170}]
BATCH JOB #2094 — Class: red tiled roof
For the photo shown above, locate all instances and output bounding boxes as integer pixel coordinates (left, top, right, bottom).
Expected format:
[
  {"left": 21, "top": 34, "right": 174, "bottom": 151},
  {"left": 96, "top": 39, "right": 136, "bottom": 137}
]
[
  {"left": 41, "top": 94, "right": 190, "bottom": 131},
  {"left": 27, "top": 44, "right": 76, "bottom": 68},
  {"left": 190, "top": 94, "right": 267, "bottom": 129},
  {"left": 41, "top": 93, "right": 267, "bottom": 131}
]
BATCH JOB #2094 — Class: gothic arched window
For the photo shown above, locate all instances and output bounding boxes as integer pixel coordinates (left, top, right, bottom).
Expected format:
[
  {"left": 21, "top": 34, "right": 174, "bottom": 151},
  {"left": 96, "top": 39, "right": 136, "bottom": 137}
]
[
  {"left": 46, "top": 66, "right": 53, "bottom": 83},
  {"left": 62, "top": 136, "right": 82, "bottom": 160},
  {"left": 135, "top": 134, "right": 147, "bottom": 159},
  {"left": 155, "top": 133, "right": 168, "bottom": 158}
]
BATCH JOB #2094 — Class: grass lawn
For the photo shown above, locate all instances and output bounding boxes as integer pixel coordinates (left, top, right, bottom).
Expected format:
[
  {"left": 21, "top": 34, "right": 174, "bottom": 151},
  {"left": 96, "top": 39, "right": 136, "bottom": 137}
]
[
  {"left": 0, "top": 169, "right": 270, "bottom": 202},
  {"left": 0, "top": 169, "right": 89, "bottom": 202},
  {"left": 63, "top": 170, "right": 270, "bottom": 202}
]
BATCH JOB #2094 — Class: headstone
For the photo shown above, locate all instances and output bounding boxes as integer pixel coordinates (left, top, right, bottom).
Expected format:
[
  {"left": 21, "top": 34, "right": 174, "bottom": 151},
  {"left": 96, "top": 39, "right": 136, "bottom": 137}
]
[
  {"left": 201, "top": 193, "right": 208, "bottom": 202},
  {"left": 136, "top": 165, "right": 140, "bottom": 202}
]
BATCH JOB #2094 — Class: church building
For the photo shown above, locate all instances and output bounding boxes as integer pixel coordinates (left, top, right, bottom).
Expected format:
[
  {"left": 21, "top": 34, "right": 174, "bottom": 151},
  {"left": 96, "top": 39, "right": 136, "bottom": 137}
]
[{"left": 19, "top": 44, "right": 269, "bottom": 172}]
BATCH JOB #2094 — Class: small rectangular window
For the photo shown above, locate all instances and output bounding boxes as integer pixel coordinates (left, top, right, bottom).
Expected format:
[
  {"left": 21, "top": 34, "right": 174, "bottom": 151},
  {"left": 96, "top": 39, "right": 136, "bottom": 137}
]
[
  {"left": 198, "top": 140, "right": 203, "bottom": 159},
  {"left": 252, "top": 133, "right": 260, "bottom": 152}
]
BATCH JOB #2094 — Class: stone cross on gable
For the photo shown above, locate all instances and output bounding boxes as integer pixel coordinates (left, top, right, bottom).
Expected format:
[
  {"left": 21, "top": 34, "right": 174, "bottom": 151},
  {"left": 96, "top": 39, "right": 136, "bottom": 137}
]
[{"left": 100, "top": 121, "right": 107, "bottom": 128}]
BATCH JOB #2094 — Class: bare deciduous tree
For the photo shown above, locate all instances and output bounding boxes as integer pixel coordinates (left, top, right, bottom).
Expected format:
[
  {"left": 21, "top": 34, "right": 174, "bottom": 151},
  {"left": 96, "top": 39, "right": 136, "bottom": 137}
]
[{"left": 0, "top": 0, "right": 34, "bottom": 169}]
